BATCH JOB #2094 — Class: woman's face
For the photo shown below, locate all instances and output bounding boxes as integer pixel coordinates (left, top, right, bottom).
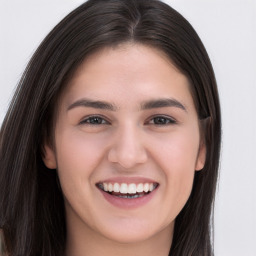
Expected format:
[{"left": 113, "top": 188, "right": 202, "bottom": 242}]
[{"left": 43, "top": 43, "right": 205, "bottom": 245}]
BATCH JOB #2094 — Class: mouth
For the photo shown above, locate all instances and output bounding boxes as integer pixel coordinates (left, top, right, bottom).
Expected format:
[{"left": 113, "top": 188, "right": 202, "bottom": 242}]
[{"left": 96, "top": 182, "right": 159, "bottom": 199}]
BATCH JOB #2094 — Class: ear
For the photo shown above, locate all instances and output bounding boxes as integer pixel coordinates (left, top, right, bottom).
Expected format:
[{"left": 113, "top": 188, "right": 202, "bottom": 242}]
[
  {"left": 195, "top": 140, "right": 206, "bottom": 171},
  {"left": 42, "top": 143, "right": 57, "bottom": 169}
]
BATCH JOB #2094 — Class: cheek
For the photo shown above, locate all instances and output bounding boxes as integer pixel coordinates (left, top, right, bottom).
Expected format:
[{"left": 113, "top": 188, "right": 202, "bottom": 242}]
[
  {"left": 150, "top": 128, "right": 200, "bottom": 212},
  {"left": 151, "top": 126, "right": 200, "bottom": 171},
  {"left": 54, "top": 130, "right": 108, "bottom": 194},
  {"left": 56, "top": 129, "right": 107, "bottom": 169},
  {"left": 162, "top": 136, "right": 196, "bottom": 195}
]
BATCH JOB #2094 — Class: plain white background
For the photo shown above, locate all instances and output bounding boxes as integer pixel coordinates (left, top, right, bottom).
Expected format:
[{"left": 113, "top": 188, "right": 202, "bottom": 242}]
[{"left": 0, "top": 0, "right": 255, "bottom": 255}]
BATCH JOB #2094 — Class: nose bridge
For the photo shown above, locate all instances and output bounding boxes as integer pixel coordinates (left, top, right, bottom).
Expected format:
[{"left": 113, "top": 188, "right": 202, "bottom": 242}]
[{"left": 108, "top": 122, "right": 147, "bottom": 169}]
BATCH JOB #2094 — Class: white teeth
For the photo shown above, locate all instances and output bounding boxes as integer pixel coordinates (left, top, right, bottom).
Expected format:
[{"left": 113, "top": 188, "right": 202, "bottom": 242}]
[
  {"left": 144, "top": 183, "right": 149, "bottom": 193},
  {"left": 103, "top": 183, "right": 108, "bottom": 191},
  {"left": 128, "top": 183, "right": 137, "bottom": 194},
  {"left": 120, "top": 183, "right": 128, "bottom": 194},
  {"left": 108, "top": 183, "right": 113, "bottom": 192},
  {"left": 136, "top": 183, "right": 144, "bottom": 193},
  {"left": 101, "top": 182, "right": 157, "bottom": 194},
  {"left": 113, "top": 183, "right": 119, "bottom": 192}
]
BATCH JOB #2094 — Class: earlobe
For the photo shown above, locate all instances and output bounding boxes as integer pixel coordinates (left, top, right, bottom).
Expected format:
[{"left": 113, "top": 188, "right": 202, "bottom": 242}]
[
  {"left": 42, "top": 143, "right": 57, "bottom": 169},
  {"left": 195, "top": 142, "right": 206, "bottom": 171}
]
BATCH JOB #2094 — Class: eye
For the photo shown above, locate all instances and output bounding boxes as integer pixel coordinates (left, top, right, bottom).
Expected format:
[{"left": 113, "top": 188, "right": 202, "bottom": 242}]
[
  {"left": 147, "top": 116, "right": 177, "bottom": 125},
  {"left": 80, "top": 116, "right": 110, "bottom": 125}
]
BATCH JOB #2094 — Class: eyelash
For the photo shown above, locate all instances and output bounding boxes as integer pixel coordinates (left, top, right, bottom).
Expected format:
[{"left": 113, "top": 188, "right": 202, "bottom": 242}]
[
  {"left": 79, "top": 115, "right": 177, "bottom": 126},
  {"left": 79, "top": 116, "right": 110, "bottom": 125},
  {"left": 147, "top": 115, "right": 177, "bottom": 125}
]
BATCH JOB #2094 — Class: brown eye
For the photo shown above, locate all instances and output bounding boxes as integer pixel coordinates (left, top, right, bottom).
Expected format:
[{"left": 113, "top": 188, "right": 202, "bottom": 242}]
[
  {"left": 80, "top": 116, "right": 109, "bottom": 125},
  {"left": 149, "top": 116, "right": 176, "bottom": 125}
]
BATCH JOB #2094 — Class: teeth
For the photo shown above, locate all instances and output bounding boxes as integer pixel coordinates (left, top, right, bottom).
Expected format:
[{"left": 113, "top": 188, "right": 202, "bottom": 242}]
[
  {"left": 149, "top": 183, "right": 154, "bottom": 192},
  {"left": 103, "top": 183, "right": 108, "bottom": 191},
  {"left": 137, "top": 183, "right": 144, "bottom": 193},
  {"left": 117, "top": 194, "right": 143, "bottom": 199},
  {"left": 144, "top": 183, "right": 149, "bottom": 193},
  {"left": 128, "top": 183, "right": 136, "bottom": 194},
  {"left": 113, "top": 183, "right": 119, "bottom": 192},
  {"left": 120, "top": 183, "right": 128, "bottom": 193},
  {"left": 108, "top": 183, "right": 113, "bottom": 192},
  {"left": 101, "top": 182, "right": 157, "bottom": 194}
]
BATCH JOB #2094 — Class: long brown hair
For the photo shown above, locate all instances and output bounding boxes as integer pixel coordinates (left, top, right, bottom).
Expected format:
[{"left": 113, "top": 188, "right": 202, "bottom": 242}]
[{"left": 0, "top": 0, "right": 221, "bottom": 255}]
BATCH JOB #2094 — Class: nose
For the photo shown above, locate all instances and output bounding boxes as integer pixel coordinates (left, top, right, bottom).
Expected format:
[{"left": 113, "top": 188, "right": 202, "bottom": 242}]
[{"left": 108, "top": 125, "right": 148, "bottom": 169}]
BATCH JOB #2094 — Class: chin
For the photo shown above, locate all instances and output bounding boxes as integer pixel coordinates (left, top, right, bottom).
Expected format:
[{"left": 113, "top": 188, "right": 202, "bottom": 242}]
[
  {"left": 102, "top": 229, "right": 156, "bottom": 244},
  {"left": 97, "top": 218, "right": 172, "bottom": 245}
]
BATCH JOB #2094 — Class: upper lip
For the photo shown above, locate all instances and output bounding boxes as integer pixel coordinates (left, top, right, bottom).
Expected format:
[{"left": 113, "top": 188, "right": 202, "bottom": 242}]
[{"left": 96, "top": 176, "right": 159, "bottom": 185}]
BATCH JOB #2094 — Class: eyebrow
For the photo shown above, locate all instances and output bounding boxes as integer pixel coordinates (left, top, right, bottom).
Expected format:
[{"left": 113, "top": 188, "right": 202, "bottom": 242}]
[
  {"left": 67, "top": 97, "right": 187, "bottom": 112},
  {"left": 67, "top": 98, "right": 118, "bottom": 111},
  {"left": 141, "top": 98, "right": 187, "bottom": 112}
]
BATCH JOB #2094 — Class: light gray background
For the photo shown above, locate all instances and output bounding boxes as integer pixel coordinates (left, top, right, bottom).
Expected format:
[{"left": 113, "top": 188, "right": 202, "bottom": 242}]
[{"left": 0, "top": 0, "right": 255, "bottom": 255}]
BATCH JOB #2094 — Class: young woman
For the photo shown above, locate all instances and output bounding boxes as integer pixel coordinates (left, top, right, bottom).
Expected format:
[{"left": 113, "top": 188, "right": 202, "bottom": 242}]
[{"left": 0, "top": 0, "right": 221, "bottom": 255}]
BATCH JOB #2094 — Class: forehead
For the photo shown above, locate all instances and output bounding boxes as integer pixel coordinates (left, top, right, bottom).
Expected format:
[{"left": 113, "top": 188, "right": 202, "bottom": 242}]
[
  {"left": 60, "top": 43, "right": 194, "bottom": 111},
  {"left": 74, "top": 43, "right": 181, "bottom": 81}
]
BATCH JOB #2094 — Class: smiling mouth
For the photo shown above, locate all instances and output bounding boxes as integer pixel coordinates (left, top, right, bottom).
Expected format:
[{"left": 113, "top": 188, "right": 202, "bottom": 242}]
[{"left": 96, "top": 182, "right": 159, "bottom": 199}]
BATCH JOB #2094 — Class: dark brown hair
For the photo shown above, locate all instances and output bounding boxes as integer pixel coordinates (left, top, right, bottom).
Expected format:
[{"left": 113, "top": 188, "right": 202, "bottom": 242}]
[{"left": 0, "top": 0, "right": 221, "bottom": 255}]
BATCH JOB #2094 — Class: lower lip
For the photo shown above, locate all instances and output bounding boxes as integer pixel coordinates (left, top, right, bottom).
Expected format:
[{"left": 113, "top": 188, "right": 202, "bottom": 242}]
[{"left": 98, "top": 187, "right": 158, "bottom": 209}]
